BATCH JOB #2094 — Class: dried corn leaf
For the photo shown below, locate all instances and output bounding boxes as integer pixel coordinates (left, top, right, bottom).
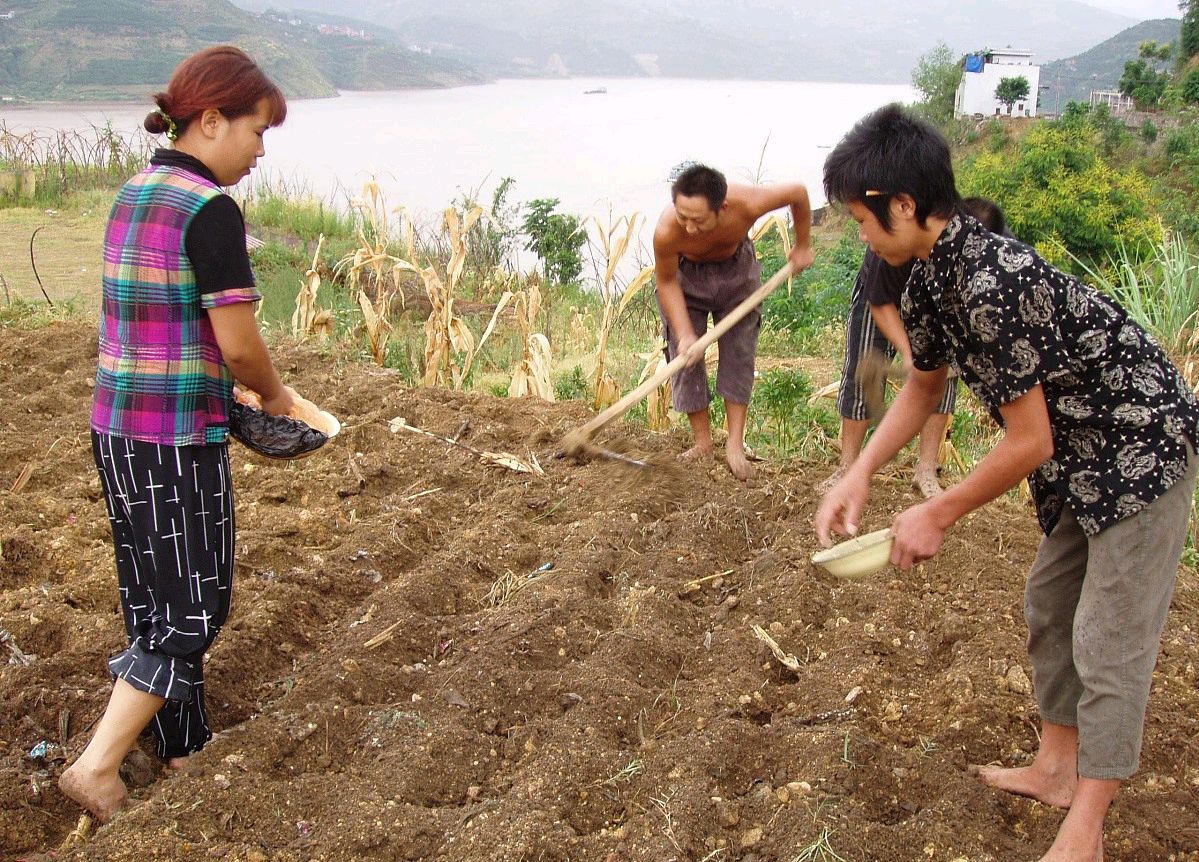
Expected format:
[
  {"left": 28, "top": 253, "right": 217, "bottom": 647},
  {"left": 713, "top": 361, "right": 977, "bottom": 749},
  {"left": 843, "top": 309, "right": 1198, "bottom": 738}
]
[
  {"left": 751, "top": 624, "right": 801, "bottom": 672},
  {"left": 460, "top": 290, "right": 515, "bottom": 383},
  {"left": 291, "top": 235, "right": 325, "bottom": 338},
  {"left": 809, "top": 380, "right": 840, "bottom": 403},
  {"left": 750, "top": 214, "right": 794, "bottom": 294},
  {"left": 592, "top": 369, "right": 620, "bottom": 411},
  {"left": 358, "top": 289, "right": 390, "bottom": 365},
  {"left": 636, "top": 345, "right": 672, "bottom": 432},
  {"left": 480, "top": 451, "right": 545, "bottom": 475},
  {"left": 602, "top": 212, "right": 641, "bottom": 290},
  {"left": 617, "top": 264, "right": 657, "bottom": 314}
]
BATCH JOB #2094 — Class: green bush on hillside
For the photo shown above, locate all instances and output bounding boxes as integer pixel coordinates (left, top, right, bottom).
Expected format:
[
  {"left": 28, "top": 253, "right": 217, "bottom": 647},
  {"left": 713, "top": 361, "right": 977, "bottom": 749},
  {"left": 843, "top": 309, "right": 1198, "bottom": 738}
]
[{"left": 958, "top": 114, "right": 1160, "bottom": 269}]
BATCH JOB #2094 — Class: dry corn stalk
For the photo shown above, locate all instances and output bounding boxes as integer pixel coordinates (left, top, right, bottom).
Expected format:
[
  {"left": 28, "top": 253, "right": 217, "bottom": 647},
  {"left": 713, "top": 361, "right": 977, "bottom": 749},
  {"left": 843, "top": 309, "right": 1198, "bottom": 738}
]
[
  {"left": 590, "top": 322, "right": 621, "bottom": 411},
  {"left": 587, "top": 210, "right": 642, "bottom": 304},
  {"left": 750, "top": 213, "right": 794, "bottom": 294},
  {"left": 509, "top": 285, "right": 554, "bottom": 400},
  {"left": 751, "top": 624, "right": 801, "bottom": 672},
  {"left": 584, "top": 211, "right": 654, "bottom": 410},
  {"left": 635, "top": 343, "right": 672, "bottom": 431},
  {"left": 568, "top": 306, "right": 592, "bottom": 352},
  {"left": 422, "top": 204, "right": 484, "bottom": 388},
  {"left": 616, "top": 264, "right": 656, "bottom": 315},
  {"left": 337, "top": 181, "right": 419, "bottom": 365},
  {"left": 291, "top": 235, "right": 327, "bottom": 339}
]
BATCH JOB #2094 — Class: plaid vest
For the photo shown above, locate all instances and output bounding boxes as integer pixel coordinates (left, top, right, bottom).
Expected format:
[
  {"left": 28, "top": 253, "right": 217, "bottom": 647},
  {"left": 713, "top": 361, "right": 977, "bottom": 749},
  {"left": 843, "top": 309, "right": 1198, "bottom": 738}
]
[{"left": 92, "top": 166, "right": 235, "bottom": 446}]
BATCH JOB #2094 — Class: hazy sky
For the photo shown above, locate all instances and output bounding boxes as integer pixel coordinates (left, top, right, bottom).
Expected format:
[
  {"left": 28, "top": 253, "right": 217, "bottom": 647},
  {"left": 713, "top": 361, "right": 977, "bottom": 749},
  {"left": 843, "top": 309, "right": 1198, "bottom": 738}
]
[{"left": 1085, "top": 0, "right": 1182, "bottom": 17}]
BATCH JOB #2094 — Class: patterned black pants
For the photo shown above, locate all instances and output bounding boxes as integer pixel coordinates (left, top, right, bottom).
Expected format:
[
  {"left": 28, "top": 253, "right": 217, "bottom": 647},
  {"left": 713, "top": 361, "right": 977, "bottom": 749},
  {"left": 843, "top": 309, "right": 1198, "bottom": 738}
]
[{"left": 91, "top": 431, "right": 235, "bottom": 759}]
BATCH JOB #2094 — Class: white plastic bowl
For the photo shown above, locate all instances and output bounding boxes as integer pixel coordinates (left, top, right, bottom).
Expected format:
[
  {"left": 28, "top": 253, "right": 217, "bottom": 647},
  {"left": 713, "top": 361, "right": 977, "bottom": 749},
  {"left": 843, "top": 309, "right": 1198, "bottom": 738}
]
[
  {"left": 311, "top": 409, "right": 341, "bottom": 439},
  {"left": 811, "top": 528, "right": 894, "bottom": 579}
]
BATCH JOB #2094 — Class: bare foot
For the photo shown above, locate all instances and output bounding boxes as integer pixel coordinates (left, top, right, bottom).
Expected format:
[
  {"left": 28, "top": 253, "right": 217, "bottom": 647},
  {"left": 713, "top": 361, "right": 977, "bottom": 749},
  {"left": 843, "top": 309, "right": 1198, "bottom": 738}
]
[
  {"left": 678, "top": 443, "right": 714, "bottom": 463},
  {"left": 1037, "top": 843, "right": 1103, "bottom": 862},
  {"left": 59, "top": 762, "right": 128, "bottom": 823},
  {"left": 913, "top": 470, "right": 943, "bottom": 499},
  {"left": 976, "top": 764, "right": 1076, "bottom": 809},
  {"left": 168, "top": 756, "right": 188, "bottom": 770},
  {"left": 725, "top": 447, "right": 756, "bottom": 481}
]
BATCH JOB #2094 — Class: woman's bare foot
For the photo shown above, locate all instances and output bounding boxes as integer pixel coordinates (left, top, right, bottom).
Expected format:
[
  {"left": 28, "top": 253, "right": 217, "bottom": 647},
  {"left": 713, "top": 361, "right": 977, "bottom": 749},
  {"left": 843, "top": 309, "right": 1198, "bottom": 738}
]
[
  {"left": 1037, "top": 842, "right": 1103, "bottom": 862},
  {"left": 725, "top": 446, "right": 755, "bottom": 481},
  {"left": 168, "top": 756, "right": 188, "bottom": 770},
  {"left": 679, "top": 443, "right": 714, "bottom": 463},
  {"left": 59, "top": 762, "right": 128, "bottom": 823},
  {"left": 976, "top": 763, "right": 1076, "bottom": 809}
]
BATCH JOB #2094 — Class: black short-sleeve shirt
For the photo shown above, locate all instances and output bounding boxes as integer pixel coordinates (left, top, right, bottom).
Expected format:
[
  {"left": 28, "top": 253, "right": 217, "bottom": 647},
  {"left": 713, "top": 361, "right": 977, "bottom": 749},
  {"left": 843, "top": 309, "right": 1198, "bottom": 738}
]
[
  {"left": 863, "top": 250, "right": 914, "bottom": 307},
  {"left": 903, "top": 213, "right": 1199, "bottom": 536},
  {"left": 149, "top": 149, "right": 255, "bottom": 296}
]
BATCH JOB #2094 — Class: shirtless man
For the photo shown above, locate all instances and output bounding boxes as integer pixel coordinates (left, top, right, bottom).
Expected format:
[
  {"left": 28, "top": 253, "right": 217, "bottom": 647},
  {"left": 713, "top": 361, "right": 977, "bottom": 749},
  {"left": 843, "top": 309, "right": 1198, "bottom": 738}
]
[{"left": 654, "top": 164, "right": 814, "bottom": 480}]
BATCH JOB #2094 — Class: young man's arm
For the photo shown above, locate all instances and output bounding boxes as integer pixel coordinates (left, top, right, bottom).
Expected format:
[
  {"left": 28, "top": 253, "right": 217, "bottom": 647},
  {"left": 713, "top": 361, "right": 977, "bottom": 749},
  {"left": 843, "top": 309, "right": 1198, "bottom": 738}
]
[
  {"left": 652, "top": 219, "right": 701, "bottom": 367},
  {"left": 868, "top": 301, "right": 913, "bottom": 365},
  {"left": 742, "top": 182, "right": 814, "bottom": 271},
  {"left": 888, "top": 384, "right": 1054, "bottom": 568},
  {"left": 816, "top": 365, "right": 948, "bottom": 544}
]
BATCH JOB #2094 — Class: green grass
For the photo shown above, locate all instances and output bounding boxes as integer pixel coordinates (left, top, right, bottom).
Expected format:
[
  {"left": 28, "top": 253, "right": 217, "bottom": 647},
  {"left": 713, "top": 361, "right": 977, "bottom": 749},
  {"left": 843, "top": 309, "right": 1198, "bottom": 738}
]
[
  {"left": 1070, "top": 233, "right": 1199, "bottom": 359},
  {"left": 0, "top": 295, "right": 89, "bottom": 328}
]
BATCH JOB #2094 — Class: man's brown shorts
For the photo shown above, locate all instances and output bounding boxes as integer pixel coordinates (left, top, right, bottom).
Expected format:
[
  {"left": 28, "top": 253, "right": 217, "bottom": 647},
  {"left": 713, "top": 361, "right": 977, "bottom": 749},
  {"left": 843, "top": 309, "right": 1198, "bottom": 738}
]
[{"left": 659, "top": 238, "right": 762, "bottom": 414}]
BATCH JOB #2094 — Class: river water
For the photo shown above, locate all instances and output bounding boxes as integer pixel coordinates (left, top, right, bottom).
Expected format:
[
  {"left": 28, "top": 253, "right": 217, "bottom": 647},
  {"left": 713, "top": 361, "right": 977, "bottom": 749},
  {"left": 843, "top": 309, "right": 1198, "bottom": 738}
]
[{"left": 4, "top": 77, "right": 911, "bottom": 267}]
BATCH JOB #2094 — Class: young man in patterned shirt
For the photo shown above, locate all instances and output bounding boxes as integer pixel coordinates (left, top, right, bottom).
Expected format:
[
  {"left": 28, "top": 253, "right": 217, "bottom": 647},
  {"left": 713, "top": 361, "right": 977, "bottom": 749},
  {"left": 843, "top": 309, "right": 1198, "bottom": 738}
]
[{"left": 815, "top": 104, "right": 1199, "bottom": 862}]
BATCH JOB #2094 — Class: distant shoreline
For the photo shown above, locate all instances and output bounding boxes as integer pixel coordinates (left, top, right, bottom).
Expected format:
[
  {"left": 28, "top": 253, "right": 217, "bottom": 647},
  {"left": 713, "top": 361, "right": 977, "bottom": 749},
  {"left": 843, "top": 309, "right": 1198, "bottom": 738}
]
[{"left": 3, "top": 72, "right": 919, "bottom": 108}]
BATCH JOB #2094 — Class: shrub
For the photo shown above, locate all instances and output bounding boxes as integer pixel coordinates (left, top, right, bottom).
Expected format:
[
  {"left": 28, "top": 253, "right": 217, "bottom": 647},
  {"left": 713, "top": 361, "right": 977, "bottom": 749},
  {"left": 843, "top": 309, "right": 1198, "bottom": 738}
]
[
  {"left": 958, "top": 117, "right": 1160, "bottom": 269},
  {"left": 522, "top": 198, "right": 586, "bottom": 285},
  {"left": 760, "top": 222, "right": 860, "bottom": 341},
  {"left": 553, "top": 364, "right": 589, "bottom": 401}
]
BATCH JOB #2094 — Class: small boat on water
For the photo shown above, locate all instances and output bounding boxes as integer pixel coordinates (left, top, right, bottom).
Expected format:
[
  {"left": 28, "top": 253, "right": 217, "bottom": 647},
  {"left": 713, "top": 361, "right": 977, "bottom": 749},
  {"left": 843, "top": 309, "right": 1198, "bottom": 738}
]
[{"left": 583, "top": 87, "right": 607, "bottom": 95}]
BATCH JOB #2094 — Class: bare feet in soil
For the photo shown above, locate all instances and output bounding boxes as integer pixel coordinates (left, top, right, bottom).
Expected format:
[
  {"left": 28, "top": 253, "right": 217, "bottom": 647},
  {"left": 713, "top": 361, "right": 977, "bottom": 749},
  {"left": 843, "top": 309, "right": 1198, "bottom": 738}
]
[
  {"left": 59, "top": 762, "right": 128, "bottom": 823},
  {"left": 976, "top": 763, "right": 1076, "bottom": 809},
  {"left": 1036, "top": 843, "right": 1103, "bottom": 862},
  {"left": 913, "top": 470, "right": 943, "bottom": 499},
  {"left": 168, "top": 757, "right": 188, "bottom": 770},
  {"left": 678, "top": 443, "right": 714, "bottom": 463},
  {"left": 725, "top": 446, "right": 756, "bottom": 481}
]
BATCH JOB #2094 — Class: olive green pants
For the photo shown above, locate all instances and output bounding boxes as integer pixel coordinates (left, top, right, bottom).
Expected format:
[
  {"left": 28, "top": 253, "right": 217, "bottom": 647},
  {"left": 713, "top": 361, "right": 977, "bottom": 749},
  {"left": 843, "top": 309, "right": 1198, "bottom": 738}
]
[{"left": 1025, "top": 447, "right": 1197, "bottom": 779}]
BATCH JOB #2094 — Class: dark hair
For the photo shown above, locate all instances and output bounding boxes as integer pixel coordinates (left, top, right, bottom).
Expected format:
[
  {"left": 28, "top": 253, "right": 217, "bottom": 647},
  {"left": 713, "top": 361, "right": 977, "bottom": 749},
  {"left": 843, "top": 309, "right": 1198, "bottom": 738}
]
[
  {"left": 823, "top": 103, "right": 959, "bottom": 231},
  {"left": 144, "top": 46, "right": 287, "bottom": 140},
  {"left": 671, "top": 163, "right": 728, "bottom": 212},
  {"left": 960, "top": 196, "right": 1008, "bottom": 236}
]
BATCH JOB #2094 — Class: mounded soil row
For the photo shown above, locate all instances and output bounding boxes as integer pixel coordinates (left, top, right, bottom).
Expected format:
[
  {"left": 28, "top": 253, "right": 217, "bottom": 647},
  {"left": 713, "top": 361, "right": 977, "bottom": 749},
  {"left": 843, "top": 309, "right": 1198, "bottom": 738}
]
[{"left": 1, "top": 320, "right": 1197, "bottom": 861}]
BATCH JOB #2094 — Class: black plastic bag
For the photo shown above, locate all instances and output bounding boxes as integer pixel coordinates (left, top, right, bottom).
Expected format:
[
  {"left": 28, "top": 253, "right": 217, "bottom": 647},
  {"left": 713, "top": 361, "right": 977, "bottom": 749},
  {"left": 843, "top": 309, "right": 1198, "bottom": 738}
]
[{"left": 228, "top": 400, "right": 329, "bottom": 460}]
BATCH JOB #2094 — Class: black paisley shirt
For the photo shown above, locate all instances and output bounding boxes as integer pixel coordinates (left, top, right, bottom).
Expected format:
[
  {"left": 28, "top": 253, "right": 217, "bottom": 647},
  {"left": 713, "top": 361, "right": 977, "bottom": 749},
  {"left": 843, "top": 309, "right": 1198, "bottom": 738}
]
[{"left": 903, "top": 213, "right": 1199, "bottom": 537}]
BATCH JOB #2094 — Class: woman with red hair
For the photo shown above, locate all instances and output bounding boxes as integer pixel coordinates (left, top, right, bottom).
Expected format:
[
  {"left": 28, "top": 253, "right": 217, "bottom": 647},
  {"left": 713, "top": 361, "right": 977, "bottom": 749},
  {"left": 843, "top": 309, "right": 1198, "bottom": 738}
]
[{"left": 59, "top": 46, "right": 297, "bottom": 822}]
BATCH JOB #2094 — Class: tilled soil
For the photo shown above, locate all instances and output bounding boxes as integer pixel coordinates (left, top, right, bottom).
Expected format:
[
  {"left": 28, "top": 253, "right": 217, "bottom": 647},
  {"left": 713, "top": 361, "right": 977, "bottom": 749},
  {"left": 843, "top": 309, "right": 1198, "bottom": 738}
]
[{"left": 1, "top": 320, "right": 1197, "bottom": 862}]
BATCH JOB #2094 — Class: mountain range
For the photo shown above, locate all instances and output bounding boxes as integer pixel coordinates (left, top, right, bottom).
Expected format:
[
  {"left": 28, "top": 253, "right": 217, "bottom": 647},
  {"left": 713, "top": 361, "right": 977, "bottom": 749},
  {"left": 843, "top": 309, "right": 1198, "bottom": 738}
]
[
  {"left": 0, "top": 0, "right": 481, "bottom": 102},
  {"left": 227, "top": 0, "right": 1146, "bottom": 83},
  {"left": 0, "top": 0, "right": 1175, "bottom": 103},
  {"left": 1039, "top": 17, "right": 1182, "bottom": 112}
]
